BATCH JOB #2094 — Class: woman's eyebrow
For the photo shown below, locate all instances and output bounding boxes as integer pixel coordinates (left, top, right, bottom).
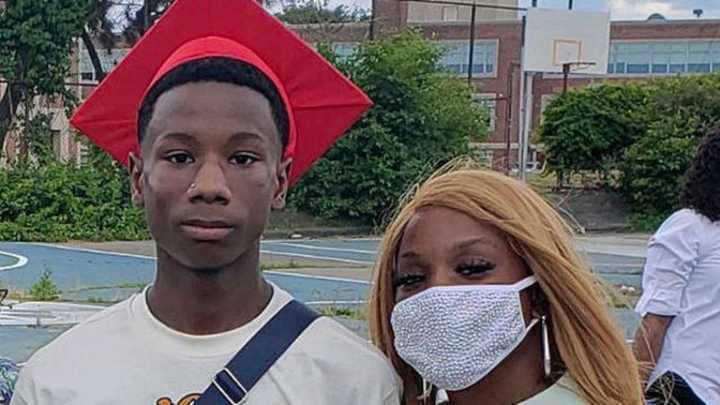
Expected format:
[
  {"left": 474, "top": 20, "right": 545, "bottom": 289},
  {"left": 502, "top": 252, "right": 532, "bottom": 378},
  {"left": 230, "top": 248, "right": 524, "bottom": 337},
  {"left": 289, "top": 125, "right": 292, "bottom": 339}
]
[{"left": 453, "top": 237, "right": 497, "bottom": 252}]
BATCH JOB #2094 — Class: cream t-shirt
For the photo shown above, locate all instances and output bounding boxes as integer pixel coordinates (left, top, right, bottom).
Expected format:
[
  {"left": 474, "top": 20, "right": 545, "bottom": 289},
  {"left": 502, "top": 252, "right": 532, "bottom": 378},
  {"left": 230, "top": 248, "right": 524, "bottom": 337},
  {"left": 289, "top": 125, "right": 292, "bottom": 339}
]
[
  {"left": 435, "top": 374, "right": 586, "bottom": 404},
  {"left": 519, "top": 375, "right": 586, "bottom": 404},
  {"left": 11, "top": 284, "right": 400, "bottom": 405}
]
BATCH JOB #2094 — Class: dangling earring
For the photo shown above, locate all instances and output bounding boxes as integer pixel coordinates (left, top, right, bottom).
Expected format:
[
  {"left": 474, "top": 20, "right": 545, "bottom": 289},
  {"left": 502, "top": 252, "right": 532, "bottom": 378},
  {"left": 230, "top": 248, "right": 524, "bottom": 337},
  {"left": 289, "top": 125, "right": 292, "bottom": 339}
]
[{"left": 541, "top": 315, "right": 552, "bottom": 379}]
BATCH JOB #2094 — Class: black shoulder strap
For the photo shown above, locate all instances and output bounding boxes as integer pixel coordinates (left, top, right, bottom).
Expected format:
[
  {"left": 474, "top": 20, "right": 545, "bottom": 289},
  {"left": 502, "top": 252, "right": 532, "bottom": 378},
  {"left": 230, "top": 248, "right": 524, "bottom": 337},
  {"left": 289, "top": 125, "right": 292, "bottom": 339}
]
[{"left": 195, "top": 300, "right": 320, "bottom": 405}]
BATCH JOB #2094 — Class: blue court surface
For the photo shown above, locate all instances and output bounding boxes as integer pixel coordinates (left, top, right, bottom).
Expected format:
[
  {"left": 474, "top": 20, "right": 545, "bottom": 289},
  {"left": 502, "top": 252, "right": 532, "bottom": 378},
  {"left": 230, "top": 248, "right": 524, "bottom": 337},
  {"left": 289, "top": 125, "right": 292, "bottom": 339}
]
[
  {"left": 0, "top": 242, "right": 370, "bottom": 303},
  {"left": 0, "top": 239, "right": 644, "bottom": 362}
]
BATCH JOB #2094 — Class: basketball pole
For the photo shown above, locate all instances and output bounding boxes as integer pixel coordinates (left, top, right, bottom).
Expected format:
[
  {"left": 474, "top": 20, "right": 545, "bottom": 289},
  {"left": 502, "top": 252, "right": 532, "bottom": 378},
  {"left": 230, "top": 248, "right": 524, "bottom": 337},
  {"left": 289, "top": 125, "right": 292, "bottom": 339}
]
[
  {"left": 468, "top": 3, "right": 477, "bottom": 85},
  {"left": 518, "top": 15, "right": 528, "bottom": 181}
]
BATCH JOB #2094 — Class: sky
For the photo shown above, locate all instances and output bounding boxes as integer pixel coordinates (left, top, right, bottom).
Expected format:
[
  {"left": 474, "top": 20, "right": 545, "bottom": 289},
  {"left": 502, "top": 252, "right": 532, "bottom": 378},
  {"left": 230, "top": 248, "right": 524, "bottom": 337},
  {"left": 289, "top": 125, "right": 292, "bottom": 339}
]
[{"left": 325, "top": 0, "right": 720, "bottom": 20}]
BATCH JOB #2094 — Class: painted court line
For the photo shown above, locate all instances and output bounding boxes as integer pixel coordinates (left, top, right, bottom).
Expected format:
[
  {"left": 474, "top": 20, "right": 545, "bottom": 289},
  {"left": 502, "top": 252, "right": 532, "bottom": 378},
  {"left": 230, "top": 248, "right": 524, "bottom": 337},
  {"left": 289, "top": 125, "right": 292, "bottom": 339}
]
[
  {"left": 264, "top": 242, "right": 376, "bottom": 255},
  {"left": 260, "top": 249, "right": 373, "bottom": 265},
  {"left": 31, "top": 242, "right": 157, "bottom": 260},
  {"left": 0, "top": 250, "right": 29, "bottom": 271},
  {"left": 21, "top": 243, "right": 371, "bottom": 284},
  {"left": 305, "top": 300, "right": 367, "bottom": 305},
  {"left": 266, "top": 271, "right": 371, "bottom": 285}
]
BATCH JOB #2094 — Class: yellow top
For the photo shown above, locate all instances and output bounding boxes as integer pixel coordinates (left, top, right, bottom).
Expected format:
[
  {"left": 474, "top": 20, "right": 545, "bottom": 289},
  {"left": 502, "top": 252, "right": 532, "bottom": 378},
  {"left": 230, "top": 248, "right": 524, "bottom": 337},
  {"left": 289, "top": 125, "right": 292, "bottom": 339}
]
[{"left": 519, "top": 374, "right": 587, "bottom": 404}]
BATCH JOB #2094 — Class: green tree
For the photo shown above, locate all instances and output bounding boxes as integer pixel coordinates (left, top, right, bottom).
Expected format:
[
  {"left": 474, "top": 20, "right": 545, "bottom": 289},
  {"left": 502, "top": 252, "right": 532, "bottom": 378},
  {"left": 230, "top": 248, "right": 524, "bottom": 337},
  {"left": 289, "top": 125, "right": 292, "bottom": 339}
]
[
  {"left": 0, "top": 0, "right": 89, "bottom": 156},
  {"left": 276, "top": 0, "right": 369, "bottom": 24},
  {"left": 291, "top": 32, "right": 488, "bottom": 226},
  {"left": 620, "top": 74, "right": 720, "bottom": 229},
  {"left": 538, "top": 84, "right": 649, "bottom": 185},
  {"left": 28, "top": 270, "right": 61, "bottom": 301}
]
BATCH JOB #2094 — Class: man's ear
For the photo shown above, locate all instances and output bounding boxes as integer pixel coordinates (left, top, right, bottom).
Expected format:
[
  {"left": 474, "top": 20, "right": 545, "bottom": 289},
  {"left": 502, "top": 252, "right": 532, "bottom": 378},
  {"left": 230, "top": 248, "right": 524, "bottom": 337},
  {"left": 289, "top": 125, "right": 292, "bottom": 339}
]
[
  {"left": 128, "top": 152, "right": 145, "bottom": 208},
  {"left": 271, "top": 157, "right": 292, "bottom": 211}
]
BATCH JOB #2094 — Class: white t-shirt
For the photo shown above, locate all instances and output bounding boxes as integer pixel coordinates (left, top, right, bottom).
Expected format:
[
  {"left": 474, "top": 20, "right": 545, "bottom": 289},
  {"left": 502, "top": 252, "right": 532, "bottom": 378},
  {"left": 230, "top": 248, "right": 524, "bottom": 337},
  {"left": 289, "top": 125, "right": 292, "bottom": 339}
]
[
  {"left": 11, "top": 284, "right": 401, "bottom": 405},
  {"left": 635, "top": 209, "right": 720, "bottom": 403}
]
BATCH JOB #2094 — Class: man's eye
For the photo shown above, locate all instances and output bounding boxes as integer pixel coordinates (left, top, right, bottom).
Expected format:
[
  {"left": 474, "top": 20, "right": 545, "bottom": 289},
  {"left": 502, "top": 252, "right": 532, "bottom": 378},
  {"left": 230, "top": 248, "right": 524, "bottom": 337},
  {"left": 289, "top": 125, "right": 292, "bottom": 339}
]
[
  {"left": 229, "top": 154, "right": 259, "bottom": 166},
  {"left": 166, "top": 152, "right": 194, "bottom": 165}
]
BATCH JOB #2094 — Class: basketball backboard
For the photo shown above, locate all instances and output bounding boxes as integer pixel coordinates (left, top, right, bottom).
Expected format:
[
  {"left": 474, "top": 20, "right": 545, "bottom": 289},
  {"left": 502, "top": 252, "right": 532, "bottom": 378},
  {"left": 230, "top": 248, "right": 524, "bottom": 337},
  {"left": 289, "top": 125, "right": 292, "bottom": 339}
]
[{"left": 523, "top": 8, "right": 610, "bottom": 75}]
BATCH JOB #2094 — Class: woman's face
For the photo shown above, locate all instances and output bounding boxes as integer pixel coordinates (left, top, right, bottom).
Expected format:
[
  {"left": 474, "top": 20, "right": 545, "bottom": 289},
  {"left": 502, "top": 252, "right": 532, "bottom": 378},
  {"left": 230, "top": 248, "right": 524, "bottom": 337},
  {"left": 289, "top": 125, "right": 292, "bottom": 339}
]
[{"left": 393, "top": 206, "right": 533, "bottom": 305}]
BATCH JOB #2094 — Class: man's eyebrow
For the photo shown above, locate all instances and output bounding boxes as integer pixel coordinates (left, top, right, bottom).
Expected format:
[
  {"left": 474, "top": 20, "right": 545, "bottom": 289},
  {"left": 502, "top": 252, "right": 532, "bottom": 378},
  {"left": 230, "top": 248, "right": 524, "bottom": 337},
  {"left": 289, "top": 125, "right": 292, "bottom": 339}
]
[
  {"left": 227, "top": 132, "right": 269, "bottom": 144},
  {"left": 155, "top": 132, "right": 198, "bottom": 145}
]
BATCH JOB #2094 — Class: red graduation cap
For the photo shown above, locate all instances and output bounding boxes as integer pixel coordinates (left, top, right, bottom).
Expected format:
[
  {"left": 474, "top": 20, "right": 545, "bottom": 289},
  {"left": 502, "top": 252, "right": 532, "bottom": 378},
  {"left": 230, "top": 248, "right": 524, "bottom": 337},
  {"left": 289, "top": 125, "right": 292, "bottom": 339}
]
[{"left": 70, "top": 0, "right": 372, "bottom": 184}]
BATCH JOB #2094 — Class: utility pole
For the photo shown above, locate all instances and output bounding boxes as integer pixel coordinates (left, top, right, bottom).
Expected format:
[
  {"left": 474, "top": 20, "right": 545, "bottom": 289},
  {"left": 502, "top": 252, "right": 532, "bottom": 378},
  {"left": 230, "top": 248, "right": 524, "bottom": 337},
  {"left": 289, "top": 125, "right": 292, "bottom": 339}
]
[
  {"left": 369, "top": 0, "right": 376, "bottom": 40},
  {"left": 144, "top": 0, "right": 151, "bottom": 33}
]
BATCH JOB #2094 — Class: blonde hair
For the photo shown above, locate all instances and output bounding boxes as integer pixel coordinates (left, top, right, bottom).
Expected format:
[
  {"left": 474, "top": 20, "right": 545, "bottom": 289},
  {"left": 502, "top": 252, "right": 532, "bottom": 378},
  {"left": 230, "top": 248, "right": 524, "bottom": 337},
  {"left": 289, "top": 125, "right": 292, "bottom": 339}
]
[{"left": 369, "top": 161, "right": 643, "bottom": 405}]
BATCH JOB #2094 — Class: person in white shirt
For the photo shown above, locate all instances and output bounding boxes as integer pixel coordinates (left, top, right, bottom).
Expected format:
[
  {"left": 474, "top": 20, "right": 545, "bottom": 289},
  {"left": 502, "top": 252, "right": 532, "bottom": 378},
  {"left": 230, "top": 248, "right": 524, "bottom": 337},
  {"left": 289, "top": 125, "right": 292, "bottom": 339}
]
[
  {"left": 11, "top": 0, "right": 400, "bottom": 404},
  {"left": 369, "top": 163, "right": 644, "bottom": 405},
  {"left": 633, "top": 133, "right": 720, "bottom": 405}
]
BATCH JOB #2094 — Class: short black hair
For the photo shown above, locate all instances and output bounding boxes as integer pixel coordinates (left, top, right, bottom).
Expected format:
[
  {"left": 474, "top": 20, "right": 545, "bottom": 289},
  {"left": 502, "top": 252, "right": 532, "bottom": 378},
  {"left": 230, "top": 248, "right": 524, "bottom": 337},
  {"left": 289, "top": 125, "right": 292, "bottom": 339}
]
[
  {"left": 137, "top": 57, "right": 289, "bottom": 150},
  {"left": 680, "top": 132, "right": 720, "bottom": 222}
]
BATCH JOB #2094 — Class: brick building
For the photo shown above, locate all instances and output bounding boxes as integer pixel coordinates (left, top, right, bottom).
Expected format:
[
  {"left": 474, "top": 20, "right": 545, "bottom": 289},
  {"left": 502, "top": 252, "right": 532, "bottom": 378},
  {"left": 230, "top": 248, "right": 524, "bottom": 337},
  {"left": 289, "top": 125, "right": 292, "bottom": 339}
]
[
  {"left": 368, "top": 1, "right": 720, "bottom": 169},
  {"left": 6, "top": 1, "right": 720, "bottom": 167}
]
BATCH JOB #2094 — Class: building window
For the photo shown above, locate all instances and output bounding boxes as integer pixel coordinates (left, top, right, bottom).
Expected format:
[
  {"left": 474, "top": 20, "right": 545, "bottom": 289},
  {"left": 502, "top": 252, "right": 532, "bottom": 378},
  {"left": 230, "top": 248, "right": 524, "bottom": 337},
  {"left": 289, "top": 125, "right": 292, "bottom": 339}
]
[
  {"left": 470, "top": 147, "right": 494, "bottom": 168},
  {"left": 79, "top": 46, "right": 129, "bottom": 82},
  {"left": 472, "top": 94, "right": 497, "bottom": 131},
  {"left": 540, "top": 94, "right": 558, "bottom": 124},
  {"left": 441, "top": 6, "right": 459, "bottom": 21},
  {"left": 332, "top": 43, "right": 358, "bottom": 60},
  {"left": 438, "top": 40, "right": 497, "bottom": 77},
  {"left": 609, "top": 40, "right": 720, "bottom": 75}
]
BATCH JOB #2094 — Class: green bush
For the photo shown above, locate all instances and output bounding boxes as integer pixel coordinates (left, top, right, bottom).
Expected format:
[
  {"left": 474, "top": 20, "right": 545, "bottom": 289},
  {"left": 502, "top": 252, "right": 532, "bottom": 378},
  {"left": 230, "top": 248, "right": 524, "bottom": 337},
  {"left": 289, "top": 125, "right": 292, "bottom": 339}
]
[
  {"left": 28, "top": 270, "right": 61, "bottom": 301},
  {"left": 540, "top": 74, "right": 720, "bottom": 230},
  {"left": 290, "top": 31, "right": 488, "bottom": 225},
  {"left": 0, "top": 147, "right": 148, "bottom": 242},
  {"left": 619, "top": 74, "right": 720, "bottom": 230},
  {"left": 538, "top": 84, "right": 649, "bottom": 183}
]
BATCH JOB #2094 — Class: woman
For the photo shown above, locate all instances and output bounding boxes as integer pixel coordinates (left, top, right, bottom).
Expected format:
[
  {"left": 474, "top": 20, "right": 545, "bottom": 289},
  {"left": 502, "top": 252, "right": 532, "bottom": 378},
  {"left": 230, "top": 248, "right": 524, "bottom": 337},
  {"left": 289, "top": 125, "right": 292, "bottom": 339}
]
[
  {"left": 633, "top": 133, "right": 720, "bottom": 405},
  {"left": 370, "top": 163, "right": 643, "bottom": 405}
]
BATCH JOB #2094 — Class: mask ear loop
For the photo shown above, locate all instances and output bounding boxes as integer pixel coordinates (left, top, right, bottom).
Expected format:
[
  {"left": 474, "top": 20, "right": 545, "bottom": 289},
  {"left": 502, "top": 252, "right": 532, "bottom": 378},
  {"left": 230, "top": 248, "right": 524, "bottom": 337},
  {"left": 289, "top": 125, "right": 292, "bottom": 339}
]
[{"left": 418, "top": 378, "right": 432, "bottom": 401}]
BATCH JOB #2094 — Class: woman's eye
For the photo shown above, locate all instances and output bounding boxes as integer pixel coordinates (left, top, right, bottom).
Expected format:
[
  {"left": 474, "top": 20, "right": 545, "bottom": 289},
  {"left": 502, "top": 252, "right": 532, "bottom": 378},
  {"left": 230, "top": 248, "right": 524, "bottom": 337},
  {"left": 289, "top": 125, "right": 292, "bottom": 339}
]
[
  {"left": 393, "top": 273, "right": 425, "bottom": 289},
  {"left": 456, "top": 260, "right": 495, "bottom": 276},
  {"left": 229, "top": 154, "right": 259, "bottom": 166},
  {"left": 166, "top": 152, "right": 194, "bottom": 165}
]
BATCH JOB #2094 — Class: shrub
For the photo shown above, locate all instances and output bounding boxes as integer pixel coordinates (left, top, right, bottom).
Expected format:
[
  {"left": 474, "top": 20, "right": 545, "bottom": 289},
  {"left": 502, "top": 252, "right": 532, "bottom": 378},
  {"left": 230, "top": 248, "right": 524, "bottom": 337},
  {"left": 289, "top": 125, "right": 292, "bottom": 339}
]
[
  {"left": 538, "top": 84, "right": 649, "bottom": 184},
  {"left": 291, "top": 31, "right": 488, "bottom": 225},
  {"left": 28, "top": 270, "right": 61, "bottom": 301},
  {"left": 0, "top": 146, "right": 148, "bottom": 242}
]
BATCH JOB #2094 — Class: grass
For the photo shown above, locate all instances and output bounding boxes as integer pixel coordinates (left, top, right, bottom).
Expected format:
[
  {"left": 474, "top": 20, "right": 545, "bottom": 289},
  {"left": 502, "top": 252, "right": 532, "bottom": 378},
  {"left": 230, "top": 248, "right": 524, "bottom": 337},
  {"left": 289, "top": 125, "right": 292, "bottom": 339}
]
[
  {"left": 63, "top": 282, "right": 147, "bottom": 293},
  {"left": 606, "top": 283, "right": 642, "bottom": 309},
  {"left": 320, "top": 305, "right": 366, "bottom": 320},
  {"left": 260, "top": 259, "right": 304, "bottom": 271}
]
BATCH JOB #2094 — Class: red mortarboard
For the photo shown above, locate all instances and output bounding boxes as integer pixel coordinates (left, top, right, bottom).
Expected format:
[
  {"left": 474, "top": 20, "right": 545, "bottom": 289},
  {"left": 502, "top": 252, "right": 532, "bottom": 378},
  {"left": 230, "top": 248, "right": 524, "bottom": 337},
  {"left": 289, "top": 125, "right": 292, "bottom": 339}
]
[{"left": 70, "top": 0, "right": 372, "bottom": 184}]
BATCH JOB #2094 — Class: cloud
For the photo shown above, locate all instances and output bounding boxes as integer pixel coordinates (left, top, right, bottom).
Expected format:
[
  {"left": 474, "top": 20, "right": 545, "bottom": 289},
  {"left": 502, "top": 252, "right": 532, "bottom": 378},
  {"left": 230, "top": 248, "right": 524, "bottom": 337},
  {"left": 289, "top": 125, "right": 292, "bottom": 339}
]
[{"left": 608, "top": 0, "right": 720, "bottom": 19}]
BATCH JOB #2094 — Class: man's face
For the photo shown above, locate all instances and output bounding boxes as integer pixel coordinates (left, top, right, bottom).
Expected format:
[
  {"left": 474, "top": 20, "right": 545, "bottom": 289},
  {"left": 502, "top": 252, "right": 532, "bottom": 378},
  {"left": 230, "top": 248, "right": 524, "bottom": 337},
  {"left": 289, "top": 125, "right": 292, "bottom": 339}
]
[{"left": 130, "top": 81, "right": 290, "bottom": 270}]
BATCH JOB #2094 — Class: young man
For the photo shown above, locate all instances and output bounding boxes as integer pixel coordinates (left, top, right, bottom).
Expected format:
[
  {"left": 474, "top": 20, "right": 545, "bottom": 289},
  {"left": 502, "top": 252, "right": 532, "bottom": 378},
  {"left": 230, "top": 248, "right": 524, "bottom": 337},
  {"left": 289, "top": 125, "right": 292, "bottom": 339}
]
[{"left": 11, "top": 1, "right": 400, "bottom": 404}]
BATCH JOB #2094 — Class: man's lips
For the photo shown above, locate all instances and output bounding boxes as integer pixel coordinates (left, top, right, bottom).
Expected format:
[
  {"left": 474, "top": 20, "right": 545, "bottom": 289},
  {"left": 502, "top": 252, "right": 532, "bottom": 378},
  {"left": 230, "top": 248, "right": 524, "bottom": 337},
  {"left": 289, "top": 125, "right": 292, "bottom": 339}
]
[{"left": 179, "top": 219, "right": 235, "bottom": 241}]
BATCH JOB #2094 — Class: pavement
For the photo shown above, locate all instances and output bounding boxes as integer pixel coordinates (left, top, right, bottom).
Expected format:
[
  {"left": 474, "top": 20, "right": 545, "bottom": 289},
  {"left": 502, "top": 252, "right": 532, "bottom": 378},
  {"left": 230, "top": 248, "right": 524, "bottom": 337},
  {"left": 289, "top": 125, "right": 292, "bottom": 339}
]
[
  {"left": 0, "top": 233, "right": 651, "bottom": 362},
  {"left": 575, "top": 233, "right": 649, "bottom": 258},
  {"left": 59, "top": 232, "right": 653, "bottom": 282}
]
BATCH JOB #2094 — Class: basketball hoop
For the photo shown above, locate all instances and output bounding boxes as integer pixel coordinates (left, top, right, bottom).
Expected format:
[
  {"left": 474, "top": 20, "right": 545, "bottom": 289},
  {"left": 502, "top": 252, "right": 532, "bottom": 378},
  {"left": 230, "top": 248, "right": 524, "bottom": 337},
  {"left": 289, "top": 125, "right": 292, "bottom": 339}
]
[
  {"left": 563, "top": 61, "right": 596, "bottom": 71},
  {"left": 562, "top": 61, "right": 597, "bottom": 93}
]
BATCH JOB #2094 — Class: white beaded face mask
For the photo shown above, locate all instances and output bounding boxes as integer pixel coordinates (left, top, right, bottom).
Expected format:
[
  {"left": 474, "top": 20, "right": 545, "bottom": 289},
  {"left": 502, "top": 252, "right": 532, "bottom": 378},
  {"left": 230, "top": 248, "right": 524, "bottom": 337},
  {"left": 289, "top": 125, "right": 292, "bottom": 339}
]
[{"left": 390, "top": 276, "right": 539, "bottom": 392}]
